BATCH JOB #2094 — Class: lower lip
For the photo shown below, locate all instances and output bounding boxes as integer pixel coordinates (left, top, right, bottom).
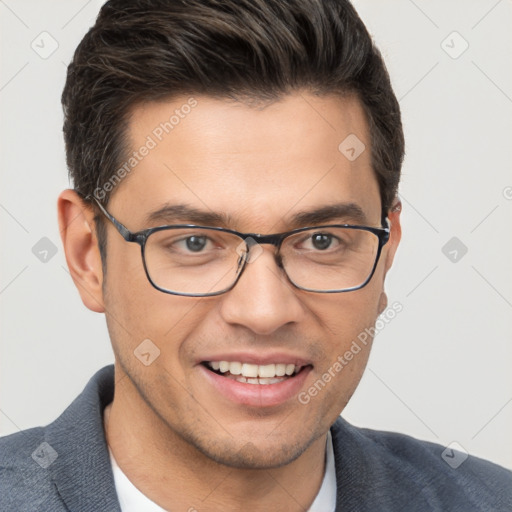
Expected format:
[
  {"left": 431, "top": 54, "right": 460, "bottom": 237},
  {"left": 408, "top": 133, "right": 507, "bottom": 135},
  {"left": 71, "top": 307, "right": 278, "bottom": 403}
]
[{"left": 199, "top": 365, "right": 312, "bottom": 408}]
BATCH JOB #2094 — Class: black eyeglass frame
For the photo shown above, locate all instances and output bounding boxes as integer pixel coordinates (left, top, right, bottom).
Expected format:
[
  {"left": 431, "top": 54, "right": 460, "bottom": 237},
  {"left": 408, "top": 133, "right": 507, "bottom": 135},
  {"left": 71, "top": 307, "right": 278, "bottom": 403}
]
[{"left": 89, "top": 196, "right": 391, "bottom": 297}]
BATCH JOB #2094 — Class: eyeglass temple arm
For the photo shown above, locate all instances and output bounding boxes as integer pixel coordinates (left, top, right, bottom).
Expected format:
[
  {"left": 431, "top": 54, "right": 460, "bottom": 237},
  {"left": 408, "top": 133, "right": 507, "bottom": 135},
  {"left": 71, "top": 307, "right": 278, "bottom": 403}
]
[{"left": 87, "top": 196, "right": 135, "bottom": 242}]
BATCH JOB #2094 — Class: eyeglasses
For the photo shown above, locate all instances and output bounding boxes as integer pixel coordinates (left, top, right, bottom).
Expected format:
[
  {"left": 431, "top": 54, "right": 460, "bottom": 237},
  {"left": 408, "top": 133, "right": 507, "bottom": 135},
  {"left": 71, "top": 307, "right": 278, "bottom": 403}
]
[{"left": 90, "top": 197, "right": 390, "bottom": 297}]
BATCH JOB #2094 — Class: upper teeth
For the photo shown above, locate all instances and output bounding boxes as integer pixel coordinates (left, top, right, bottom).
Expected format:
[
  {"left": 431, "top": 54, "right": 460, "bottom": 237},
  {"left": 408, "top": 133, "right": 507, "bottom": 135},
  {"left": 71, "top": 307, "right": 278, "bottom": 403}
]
[{"left": 208, "top": 361, "right": 300, "bottom": 378}]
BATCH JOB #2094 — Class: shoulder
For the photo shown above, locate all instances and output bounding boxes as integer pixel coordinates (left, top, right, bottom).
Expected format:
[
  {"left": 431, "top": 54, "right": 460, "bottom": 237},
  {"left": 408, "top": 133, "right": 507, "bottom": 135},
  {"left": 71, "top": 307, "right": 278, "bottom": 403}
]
[
  {"left": 331, "top": 417, "right": 512, "bottom": 511},
  {"left": 0, "top": 427, "right": 65, "bottom": 510},
  {"left": 0, "top": 365, "right": 116, "bottom": 511},
  {"left": 0, "top": 425, "right": 46, "bottom": 478}
]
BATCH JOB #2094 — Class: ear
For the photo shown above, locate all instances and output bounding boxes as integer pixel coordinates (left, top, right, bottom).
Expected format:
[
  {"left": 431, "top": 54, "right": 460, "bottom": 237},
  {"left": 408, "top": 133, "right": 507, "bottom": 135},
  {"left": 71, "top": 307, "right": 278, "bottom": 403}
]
[
  {"left": 381, "top": 199, "right": 402, "bottom": 274},
  {"left": 57, "top": 189, "right": 105, "bottom": 313}
]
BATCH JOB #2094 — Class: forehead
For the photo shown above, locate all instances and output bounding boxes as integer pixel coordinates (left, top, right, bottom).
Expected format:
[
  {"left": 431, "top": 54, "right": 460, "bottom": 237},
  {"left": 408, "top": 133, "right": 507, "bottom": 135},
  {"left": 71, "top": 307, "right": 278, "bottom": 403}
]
[{"left": 113, "top": 92, "right": 381, "bottom": 230}]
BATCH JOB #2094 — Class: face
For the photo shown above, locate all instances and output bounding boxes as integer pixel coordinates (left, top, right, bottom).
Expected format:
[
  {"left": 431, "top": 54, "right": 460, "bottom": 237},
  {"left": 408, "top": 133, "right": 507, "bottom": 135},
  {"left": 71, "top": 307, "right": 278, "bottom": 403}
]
[{"left": 89, "top": 92, "right": 400, "bottom": 468}]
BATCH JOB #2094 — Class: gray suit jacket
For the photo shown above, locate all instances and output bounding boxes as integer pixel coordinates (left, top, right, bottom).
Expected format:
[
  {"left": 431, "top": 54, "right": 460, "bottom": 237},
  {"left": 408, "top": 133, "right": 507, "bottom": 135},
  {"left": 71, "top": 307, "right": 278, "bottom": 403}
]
[{"left": 1, "top": 365, "right": 511, "bottom": 511}]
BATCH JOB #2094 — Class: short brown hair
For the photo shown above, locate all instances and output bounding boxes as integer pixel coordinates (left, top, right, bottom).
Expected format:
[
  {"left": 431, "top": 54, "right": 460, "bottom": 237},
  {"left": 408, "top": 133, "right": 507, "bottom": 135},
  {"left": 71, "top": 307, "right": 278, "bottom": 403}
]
[{"left": 62, "top": 0, "right": 404, "bottom": 258}]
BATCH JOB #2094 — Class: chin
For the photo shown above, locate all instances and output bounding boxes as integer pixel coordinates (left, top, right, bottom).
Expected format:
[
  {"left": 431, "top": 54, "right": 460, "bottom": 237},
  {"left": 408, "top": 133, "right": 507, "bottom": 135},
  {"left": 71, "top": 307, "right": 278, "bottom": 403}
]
[{"left": 182, "top": 430, "right": 314, "bottom": 470}]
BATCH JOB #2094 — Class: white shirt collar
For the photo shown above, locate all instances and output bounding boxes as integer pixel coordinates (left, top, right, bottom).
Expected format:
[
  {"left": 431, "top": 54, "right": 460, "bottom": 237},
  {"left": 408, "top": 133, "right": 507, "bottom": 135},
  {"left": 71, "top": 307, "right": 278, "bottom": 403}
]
[
  {"left": 308, "top": 429, "right": 337, "bottom": 512},
  {"left": 109, "top": 430, "right": 336, "bottom": 511}
]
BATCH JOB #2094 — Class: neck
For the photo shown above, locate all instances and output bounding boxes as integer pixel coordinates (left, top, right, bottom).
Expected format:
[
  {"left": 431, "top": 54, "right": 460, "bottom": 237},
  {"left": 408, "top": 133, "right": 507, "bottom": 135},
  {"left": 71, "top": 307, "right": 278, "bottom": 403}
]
[{"left": 103, "top": 368, "right": 328, "bottom": 511}]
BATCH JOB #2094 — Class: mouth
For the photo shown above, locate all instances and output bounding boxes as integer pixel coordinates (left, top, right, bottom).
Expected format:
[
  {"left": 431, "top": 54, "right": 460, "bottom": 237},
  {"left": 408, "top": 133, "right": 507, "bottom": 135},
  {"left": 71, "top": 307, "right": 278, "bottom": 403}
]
[{"left": 202, "top": 361, "right": 308, "bottom": 385}]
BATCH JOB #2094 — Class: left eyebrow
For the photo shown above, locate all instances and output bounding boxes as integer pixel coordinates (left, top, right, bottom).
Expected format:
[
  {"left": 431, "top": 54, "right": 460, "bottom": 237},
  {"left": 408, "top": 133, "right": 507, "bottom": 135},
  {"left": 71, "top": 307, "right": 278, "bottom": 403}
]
[{"left": 287, "top": 202, "right": 370, "bottom": 229}]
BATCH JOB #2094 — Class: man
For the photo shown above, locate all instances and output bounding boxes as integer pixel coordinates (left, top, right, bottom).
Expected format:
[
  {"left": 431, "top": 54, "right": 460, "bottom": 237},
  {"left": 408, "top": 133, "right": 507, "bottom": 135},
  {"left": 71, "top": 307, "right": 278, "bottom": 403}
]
[{"left": 1, "top": 0, "right": 511, "bottom": 510}]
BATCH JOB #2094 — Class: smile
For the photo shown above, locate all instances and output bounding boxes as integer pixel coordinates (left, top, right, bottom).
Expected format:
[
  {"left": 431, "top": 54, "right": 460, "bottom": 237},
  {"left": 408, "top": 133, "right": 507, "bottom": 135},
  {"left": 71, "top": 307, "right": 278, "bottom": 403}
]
[{"left": 204, "top": 361, "right": 304, "bottom": 385}]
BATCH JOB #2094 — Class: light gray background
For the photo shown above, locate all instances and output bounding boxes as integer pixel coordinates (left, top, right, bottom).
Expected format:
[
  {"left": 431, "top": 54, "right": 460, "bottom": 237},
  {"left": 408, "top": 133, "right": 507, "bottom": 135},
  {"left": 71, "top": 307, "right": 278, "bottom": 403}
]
[{"left": 1, "top": 0, "right": 511, "bottom": 470}]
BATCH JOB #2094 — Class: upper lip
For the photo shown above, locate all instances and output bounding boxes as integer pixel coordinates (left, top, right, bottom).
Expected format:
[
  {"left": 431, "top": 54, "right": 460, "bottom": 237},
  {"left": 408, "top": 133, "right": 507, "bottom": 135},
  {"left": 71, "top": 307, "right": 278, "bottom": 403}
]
[{"left": 198, "top": 352, "right": 312, "bottom": 367}]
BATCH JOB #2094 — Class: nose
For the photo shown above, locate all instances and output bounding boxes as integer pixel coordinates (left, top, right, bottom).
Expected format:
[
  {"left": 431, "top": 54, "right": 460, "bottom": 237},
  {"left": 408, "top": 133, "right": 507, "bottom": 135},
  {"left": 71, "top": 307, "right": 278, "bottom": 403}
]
[{"left": 219, "top": 246, "right": 305, "bottom": 335}]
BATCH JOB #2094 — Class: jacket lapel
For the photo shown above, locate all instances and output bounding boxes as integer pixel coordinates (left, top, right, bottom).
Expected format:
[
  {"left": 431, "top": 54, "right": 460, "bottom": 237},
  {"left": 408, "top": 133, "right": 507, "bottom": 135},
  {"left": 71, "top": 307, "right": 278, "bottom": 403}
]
[{"left": 45, "top": 365, "right": 121, "bottom": 512}]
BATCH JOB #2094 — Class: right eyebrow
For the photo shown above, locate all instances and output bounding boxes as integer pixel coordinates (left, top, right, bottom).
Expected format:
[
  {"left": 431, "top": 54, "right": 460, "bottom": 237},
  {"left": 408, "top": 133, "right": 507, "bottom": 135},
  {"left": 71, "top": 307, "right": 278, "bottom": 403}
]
[{"left": 144, "top": 203, "right": 232, "bottom": 227}]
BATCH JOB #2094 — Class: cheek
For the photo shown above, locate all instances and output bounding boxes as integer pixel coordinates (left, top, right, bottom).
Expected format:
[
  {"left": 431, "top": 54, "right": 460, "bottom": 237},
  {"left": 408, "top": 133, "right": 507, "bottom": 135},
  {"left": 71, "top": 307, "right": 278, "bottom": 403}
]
[
  {"left": 311, "top": 284, "right": 381, "bottom": 343},
  {"left": 303, "top": 292, "right": 379, "bottom": 418},
  {"left": 103, "top": 246, "right": 186, "bottom": 357},
  {"left": 103, "top": 250, "right": 219, "bottom": 378}
]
